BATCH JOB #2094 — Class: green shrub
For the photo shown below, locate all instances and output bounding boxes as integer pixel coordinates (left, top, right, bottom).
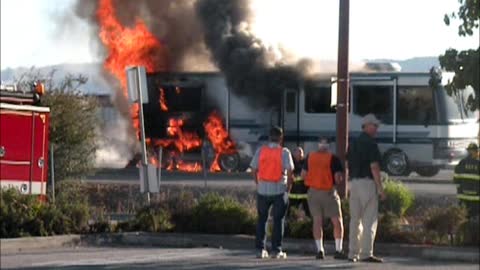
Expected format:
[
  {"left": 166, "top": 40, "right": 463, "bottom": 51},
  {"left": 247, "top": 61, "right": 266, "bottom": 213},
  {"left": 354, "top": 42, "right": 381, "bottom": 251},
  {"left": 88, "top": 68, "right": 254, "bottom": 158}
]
[
  {"left": 424, "top": 205, "right": 468, "bottom": 245},
  {"left": 286, "top": 206, "right": 312, "bottom": 239},
  {"left": 55, "top": 181, "right": 91, "bottom": 233},
  {"left": 458, "top": 217, "right": 480, "bottom": 246},
  {"left": 164, "top": 189, "right": 197, "bottom": 232},
  {"left": 131, "top": 206, "right": 173, "bottom": 232},
  {"left": 0, "top": 184, "right": 92, "bottom": 237},
  {"left": 34, "top": 204, "right": 70, "bottom": 236},
  {"left": 115, "top": 221, "right": 133, "bottom": 232},
  {"left": 2, "top": 189, "right": 50, "bottom": 237},
  {"left": 1, "top": 188, "right": 43, "bottom": 237},
  {"left": 377, "top": 212, "right": 422, "bottom": 243},
  {"left": 191, "top": 193, "right": 255, "bottom": 234},
  {"left": 380, "top": 177, "right": 414, "bottom": 217}
]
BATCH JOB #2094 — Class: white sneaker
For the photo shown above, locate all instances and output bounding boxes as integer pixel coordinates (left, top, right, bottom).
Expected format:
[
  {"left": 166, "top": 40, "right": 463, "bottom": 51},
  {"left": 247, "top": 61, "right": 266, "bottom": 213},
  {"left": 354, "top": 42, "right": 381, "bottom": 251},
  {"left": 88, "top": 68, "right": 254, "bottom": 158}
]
[
  {"left": 256, "top": 249, "right": 269, "bottom": 259},
  {"left": 273, "top": 251, "right": 287, "bottom": 259}
]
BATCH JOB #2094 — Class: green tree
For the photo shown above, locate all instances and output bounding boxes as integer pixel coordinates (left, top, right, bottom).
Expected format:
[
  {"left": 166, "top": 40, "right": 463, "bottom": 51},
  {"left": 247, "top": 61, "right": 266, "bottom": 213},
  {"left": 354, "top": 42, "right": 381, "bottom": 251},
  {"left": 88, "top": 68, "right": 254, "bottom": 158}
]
[
  {"left": 439, "top": 0, "right": 479, "bottom": 111},
  {"left": 16, "top": 69, "right": 100, "bottom": 181},
  {"left": 444, "top": 0, "right": 479, "bottom": 36}
]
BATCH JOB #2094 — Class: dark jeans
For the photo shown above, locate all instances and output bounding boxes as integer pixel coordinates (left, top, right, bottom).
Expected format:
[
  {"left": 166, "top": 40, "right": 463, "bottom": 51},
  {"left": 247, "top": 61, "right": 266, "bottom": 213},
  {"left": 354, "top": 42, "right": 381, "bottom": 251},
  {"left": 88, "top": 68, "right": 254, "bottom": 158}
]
[{"left": 255, "top": 193, "right": 288, "bottom": 253}]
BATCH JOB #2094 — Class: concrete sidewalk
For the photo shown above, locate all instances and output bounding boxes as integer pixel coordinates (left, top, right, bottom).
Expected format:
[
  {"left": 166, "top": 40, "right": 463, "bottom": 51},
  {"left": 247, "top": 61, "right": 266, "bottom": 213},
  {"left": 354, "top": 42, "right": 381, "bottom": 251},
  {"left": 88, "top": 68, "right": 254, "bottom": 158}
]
[{"left": 1, "top": 233, "right": 478, "bottom": 263}]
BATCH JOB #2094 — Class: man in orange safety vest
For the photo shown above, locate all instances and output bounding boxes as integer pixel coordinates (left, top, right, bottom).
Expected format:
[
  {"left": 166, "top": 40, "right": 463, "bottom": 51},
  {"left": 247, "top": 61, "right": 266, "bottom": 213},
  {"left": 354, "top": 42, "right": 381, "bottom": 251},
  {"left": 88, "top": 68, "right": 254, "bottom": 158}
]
[{"left": 250, "top": 126, "right": 294, "bottom": 259}]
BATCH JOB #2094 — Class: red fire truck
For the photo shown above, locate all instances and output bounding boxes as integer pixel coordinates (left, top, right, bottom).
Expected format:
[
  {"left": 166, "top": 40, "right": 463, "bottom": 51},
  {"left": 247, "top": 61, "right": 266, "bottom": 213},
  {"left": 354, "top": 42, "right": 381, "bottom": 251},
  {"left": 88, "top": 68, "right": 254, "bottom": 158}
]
[{"left": 0, "top": 82, "right": 50, "bottom": 196}]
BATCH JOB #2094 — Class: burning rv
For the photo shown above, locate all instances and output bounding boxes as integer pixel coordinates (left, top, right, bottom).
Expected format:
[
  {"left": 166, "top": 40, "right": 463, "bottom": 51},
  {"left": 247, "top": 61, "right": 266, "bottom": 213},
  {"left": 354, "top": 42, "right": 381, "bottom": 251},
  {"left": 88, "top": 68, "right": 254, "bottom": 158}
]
[{"left": 135, "top": 68, "right": 479, "bottom": 177}]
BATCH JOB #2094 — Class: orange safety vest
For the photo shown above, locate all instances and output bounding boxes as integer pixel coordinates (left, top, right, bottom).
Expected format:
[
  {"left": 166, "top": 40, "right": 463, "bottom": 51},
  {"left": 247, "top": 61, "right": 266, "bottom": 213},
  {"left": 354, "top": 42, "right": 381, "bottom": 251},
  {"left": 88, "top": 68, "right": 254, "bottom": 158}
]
[
  {"left": 257, "top": 146, "right": 283, "bottom": 182},
  {"left": 305, "top": 152, "right": 334, "bottom": 190}
]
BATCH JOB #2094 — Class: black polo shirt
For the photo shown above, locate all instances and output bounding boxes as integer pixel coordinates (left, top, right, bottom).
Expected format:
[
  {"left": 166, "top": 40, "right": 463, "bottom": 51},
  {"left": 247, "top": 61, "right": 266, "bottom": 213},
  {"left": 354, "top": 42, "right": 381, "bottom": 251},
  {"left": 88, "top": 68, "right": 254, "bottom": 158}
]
[{"left": 347, "top": 132, "right": 381, "bottom": 179}]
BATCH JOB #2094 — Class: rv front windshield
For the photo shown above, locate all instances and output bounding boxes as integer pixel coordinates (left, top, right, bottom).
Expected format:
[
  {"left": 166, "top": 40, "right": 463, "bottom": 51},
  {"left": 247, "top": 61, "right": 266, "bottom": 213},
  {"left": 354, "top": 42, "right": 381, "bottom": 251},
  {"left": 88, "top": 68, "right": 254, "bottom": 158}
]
[{"left": 436, "top": 85, "right": 479, "bottom": 122}]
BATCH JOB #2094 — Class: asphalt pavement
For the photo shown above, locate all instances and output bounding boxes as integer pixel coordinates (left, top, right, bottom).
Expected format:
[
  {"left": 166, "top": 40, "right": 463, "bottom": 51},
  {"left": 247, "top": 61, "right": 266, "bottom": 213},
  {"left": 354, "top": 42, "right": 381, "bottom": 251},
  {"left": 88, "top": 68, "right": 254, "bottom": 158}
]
[
  {"left": 2, "top": 246, "right": 478, "bottom": 270},
  {"left": 2, "top": 232, "right": 478, "bottom": 269}
]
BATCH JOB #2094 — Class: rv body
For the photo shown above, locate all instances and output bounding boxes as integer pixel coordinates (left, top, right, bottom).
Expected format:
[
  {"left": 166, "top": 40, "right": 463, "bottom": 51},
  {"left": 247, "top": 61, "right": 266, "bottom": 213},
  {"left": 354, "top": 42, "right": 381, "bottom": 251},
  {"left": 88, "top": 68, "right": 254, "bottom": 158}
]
[{"left": 144, "top": 71, "right": 479, "bottom": 176}]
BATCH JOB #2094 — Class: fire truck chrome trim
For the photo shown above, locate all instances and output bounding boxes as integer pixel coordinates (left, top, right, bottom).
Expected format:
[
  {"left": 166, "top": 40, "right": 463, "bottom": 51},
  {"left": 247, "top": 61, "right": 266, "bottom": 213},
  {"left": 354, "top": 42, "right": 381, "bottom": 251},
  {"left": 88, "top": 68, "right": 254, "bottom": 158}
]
[
  {"left": 0, "top": 103, "right": 50, "bottom": 112},
  {"left": 0, "top": 160, "right": 31, "bottom": 165}
]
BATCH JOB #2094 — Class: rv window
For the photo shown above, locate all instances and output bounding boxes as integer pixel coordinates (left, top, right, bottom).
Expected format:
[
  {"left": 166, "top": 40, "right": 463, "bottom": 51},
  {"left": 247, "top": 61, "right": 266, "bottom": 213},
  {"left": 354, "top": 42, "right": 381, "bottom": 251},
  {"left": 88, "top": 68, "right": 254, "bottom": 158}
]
[
  {"left": 353, "top": 85, "right": 392, "bottom": 123},
  {"left": 304, "top": 86, "right": 333, "bottom": 113},
  {"left": 286, "top": 92, "right": 296, "bottom": 113},
  {"left": 160, "top": 86, "right": 202, "bottom": 112},
  {"left": 398, "top": 86, "right": 435, "bottom": 125}
]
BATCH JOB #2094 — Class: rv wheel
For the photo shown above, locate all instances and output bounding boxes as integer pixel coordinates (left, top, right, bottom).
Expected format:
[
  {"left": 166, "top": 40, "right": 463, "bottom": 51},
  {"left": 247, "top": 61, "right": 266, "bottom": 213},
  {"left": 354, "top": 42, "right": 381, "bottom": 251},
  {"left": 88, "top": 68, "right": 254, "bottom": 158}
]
[
  {"left": 219, "top": 153, "right": 240, "bottom": 172},
  {"left": 415, "top": 166, "right": 440, "bottom": 177},
  {"left": 383, "top": 150, "right": 411, "bottom": 176}
]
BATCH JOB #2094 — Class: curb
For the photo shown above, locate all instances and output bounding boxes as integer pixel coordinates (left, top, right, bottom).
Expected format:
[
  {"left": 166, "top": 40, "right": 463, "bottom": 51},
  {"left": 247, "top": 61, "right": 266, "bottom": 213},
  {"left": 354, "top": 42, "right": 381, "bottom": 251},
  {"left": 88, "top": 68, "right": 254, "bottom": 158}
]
[
  {"left": 0, "top": 235, "right": 82, "bottom": 253},
  {"left": 1, "top": 233, "right": 478, "bottom": 262}
]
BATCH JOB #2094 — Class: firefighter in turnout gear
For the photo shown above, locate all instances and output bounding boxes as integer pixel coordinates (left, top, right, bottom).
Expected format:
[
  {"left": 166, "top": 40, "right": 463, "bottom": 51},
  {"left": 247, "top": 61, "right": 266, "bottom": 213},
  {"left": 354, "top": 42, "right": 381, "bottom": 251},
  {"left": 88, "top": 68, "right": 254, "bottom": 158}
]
[
  {"left": 288, "top": 147, "right": 310, "bottom": 217},
  {"left": 454, "top": 143, "right": 480, "bottom": 216}
]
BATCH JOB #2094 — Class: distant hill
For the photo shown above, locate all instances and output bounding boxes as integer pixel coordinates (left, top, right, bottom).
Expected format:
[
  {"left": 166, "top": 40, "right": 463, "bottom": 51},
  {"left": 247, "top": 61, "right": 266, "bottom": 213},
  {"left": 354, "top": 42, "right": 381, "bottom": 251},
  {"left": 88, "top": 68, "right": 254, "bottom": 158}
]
[
  {"left": 367, "top": 56, "right": 440, "bottom": 72},
  {"left": 1, "top": 56, "right": 440, "bottom": 95}
]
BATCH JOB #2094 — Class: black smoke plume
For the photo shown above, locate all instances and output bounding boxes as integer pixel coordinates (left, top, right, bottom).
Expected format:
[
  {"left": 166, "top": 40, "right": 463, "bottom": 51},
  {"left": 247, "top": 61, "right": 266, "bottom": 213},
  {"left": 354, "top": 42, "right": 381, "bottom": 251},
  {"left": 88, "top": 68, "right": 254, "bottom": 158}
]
[
  {"left": 195, "top": 0, "right": 304, "bottom": 109},
  {"left": 70, "top": 0, "right": 212, "bottom": 71},
  {"left": 68, "top": 0, "right": 308, "bottom": 110}
]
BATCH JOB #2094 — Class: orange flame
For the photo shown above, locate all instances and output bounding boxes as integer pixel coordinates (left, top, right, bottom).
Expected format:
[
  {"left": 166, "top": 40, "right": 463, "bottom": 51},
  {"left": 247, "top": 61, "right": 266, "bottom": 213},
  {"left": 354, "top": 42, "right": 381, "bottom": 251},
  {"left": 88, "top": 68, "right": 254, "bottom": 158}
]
[
  {"left": 157, "top": 118, "right": 202, "bottom": 151},
  {"left": 177, "top": 160, "right": 203, "bottom": 172},
  {"left": 149, "top": 156, "right": 159, "bottom": 167},
  {"left": 97, "top": 0, "right": 168, "bottom": 137},
  {"left": 161, "top": 151, "right": 202, "bottom": 172},
  {"left": 204, "top": 111, "right": 237, "bottom": 172},
  {"left": 159, "top": 88, "right": 168, "bottom": 111},
  {"left": 153, "top": 117, "right": 203, "bottom": 172},
  {"left": 96, "top": 0, "right": 236, "bottom": 174}
]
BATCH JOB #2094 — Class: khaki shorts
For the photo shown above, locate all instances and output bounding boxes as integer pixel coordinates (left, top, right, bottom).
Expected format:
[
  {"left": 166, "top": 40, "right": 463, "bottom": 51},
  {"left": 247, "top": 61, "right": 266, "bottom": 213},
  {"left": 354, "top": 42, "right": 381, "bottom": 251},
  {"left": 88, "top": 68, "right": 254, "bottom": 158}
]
[{"left": 307, "top": 188, "right": 342, "bottom": 218}]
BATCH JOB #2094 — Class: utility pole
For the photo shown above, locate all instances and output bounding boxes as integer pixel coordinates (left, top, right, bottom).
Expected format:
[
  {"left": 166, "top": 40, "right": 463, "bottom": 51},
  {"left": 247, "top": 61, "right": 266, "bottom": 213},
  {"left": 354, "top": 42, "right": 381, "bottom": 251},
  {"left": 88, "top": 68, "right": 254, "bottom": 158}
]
[{"left": 336, "top": 0, "right": 350, "bottom": 199}]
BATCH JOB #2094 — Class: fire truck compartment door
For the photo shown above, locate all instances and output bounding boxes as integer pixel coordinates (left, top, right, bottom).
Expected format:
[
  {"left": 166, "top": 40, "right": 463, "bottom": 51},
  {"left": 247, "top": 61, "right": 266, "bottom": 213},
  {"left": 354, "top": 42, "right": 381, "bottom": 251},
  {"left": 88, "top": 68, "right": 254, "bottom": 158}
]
[{"left": 0, "top": 110, "right": 34, "bottom": 192}]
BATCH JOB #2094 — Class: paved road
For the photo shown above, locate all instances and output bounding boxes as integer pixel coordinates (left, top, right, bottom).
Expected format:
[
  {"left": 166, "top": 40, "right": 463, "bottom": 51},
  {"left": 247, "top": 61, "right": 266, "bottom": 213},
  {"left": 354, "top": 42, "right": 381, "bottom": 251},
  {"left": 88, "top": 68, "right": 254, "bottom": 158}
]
[
  {"left": 2, "top": 247, "right": 477, "bottom": 270},
  {"left": 85, "top": 169, "right": 457, "bottom": 196}
]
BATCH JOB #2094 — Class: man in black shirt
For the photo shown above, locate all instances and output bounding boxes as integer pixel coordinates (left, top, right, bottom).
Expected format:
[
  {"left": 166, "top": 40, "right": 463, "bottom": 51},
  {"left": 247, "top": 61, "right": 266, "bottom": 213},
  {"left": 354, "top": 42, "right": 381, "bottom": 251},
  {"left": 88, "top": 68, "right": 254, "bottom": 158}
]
[{"left": 346, "top": 114, "right": 386, "bottom": 263}]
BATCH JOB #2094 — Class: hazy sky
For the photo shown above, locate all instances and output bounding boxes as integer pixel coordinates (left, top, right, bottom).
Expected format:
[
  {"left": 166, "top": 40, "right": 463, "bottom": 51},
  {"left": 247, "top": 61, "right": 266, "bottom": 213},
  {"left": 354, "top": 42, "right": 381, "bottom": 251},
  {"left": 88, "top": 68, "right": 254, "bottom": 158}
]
[{"left": 1, "top": 0, "right": 478, "bottom": 69}]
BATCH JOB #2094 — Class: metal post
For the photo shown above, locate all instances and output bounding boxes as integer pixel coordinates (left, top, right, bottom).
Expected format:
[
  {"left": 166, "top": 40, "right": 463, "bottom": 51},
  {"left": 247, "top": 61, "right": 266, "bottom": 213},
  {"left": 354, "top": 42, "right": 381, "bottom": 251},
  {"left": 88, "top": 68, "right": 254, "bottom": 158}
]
[
  {"left": 393, "top": 77, "right": 398, "bottom": 144},
  {"left": 296, "top": 88, "right": 301, "bottom": 146},
  {"left": 226, "top": 87, "right": 230, "bottom": 133},
  {"left": 49, "top": 144, "right": 55, "bottom": 202},
  {"left": 158, "top": 147, "right": 163, "bottom": 191},
  {"left": 202, "top": 142, "right": 208, "bottom": 187},
  {"left": 137, "top": 68, "right": 150, "bottom": 205},
  {"left": 336, "top": 0, "right": 350, "bottom": 199}
]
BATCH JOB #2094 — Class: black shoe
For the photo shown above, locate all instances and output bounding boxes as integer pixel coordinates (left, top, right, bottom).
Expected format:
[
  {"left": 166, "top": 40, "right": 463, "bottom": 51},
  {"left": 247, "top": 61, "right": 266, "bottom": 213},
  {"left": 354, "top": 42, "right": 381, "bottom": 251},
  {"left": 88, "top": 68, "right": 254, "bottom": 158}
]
[
  {"left": 361, "top": 256, "right": 384, "bottom": 263},
  {"left": 334, "top": 251, "right": 348, "bottom": 260},
  {"left": 315, "top": 251, "right": 325, "bottom": 259},
  {"left": 348, "top": 257, "right": 358, "bottom": 263}
]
